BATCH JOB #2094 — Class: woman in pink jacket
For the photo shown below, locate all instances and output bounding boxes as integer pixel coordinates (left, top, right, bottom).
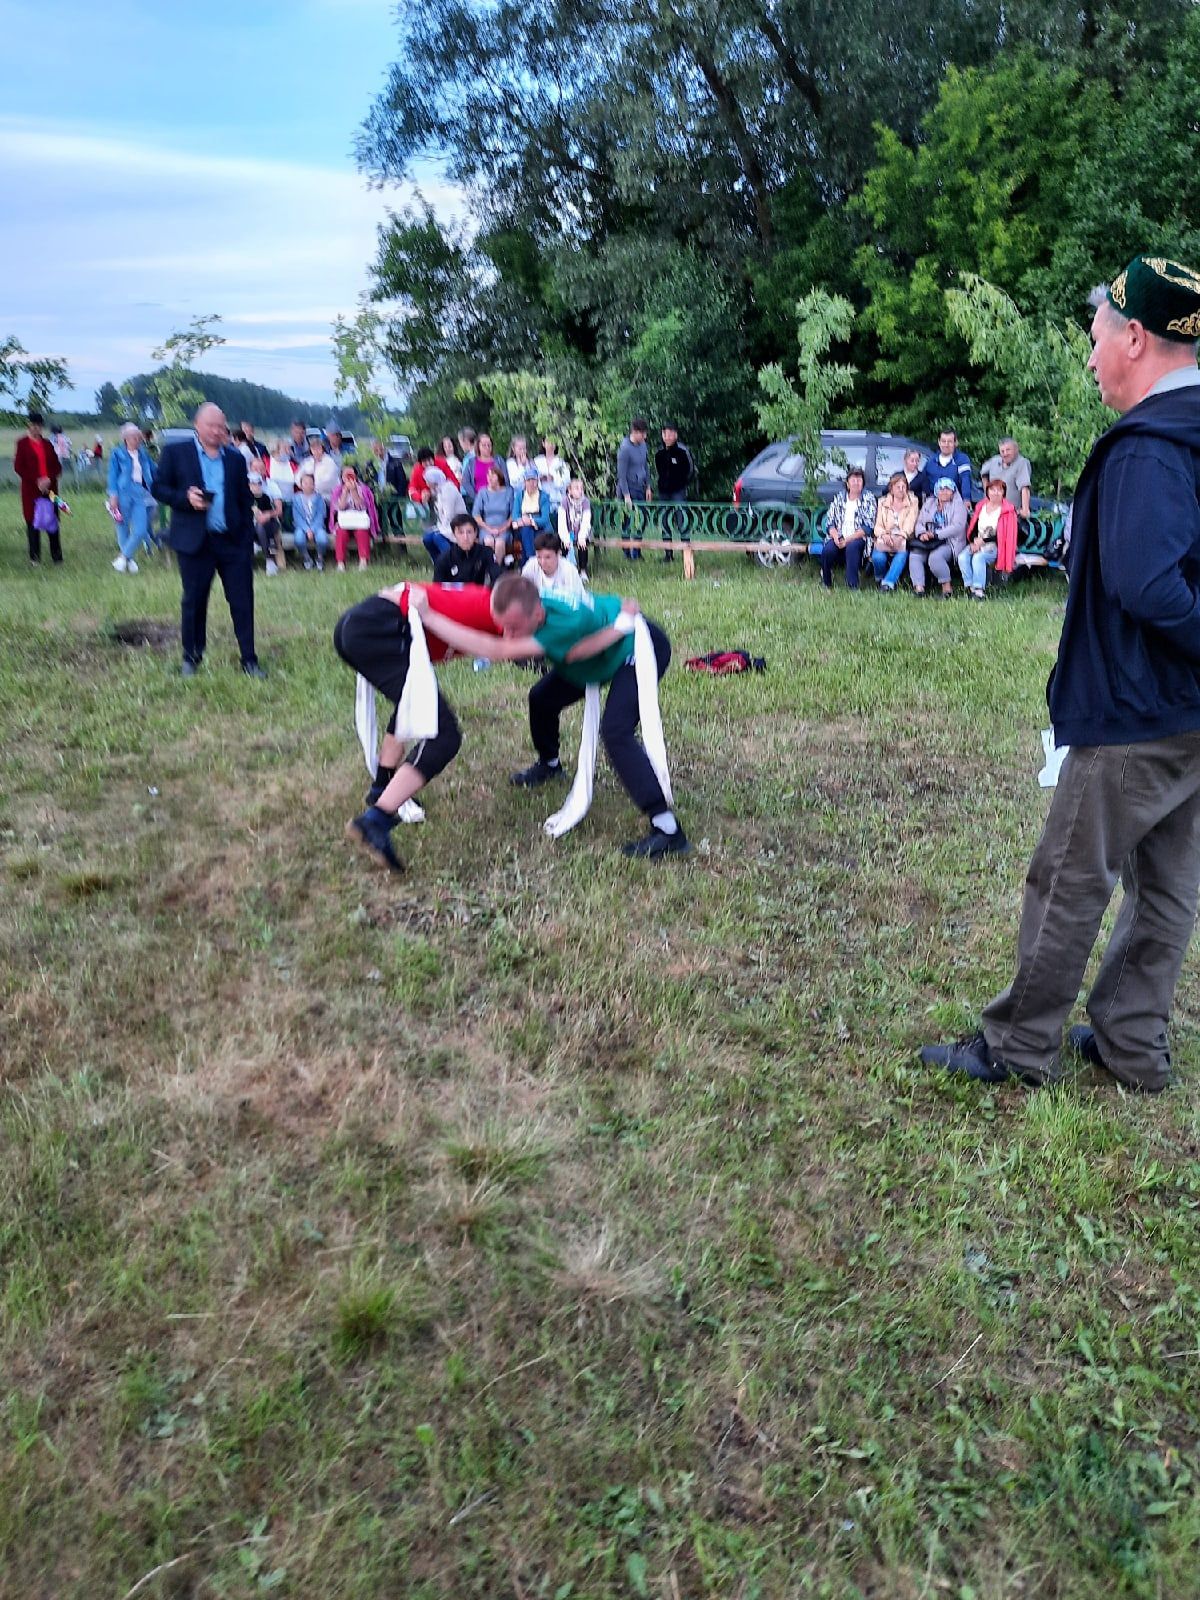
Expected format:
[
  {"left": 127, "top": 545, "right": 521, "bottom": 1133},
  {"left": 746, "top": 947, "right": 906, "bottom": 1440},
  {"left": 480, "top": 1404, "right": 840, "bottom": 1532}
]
[
  {"left": 329, "top": 464, "right": 379, "bottom": 571},
  {"left": 960, "top": 476, "right": 1018, "bottom": 598}
]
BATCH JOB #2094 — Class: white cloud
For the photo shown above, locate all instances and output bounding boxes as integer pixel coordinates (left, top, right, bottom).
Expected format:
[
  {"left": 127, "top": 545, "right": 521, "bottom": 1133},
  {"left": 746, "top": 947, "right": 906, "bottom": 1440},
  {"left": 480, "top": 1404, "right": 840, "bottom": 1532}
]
[{"left": 0, "top": 115, "right": 461, "bottom": 405}]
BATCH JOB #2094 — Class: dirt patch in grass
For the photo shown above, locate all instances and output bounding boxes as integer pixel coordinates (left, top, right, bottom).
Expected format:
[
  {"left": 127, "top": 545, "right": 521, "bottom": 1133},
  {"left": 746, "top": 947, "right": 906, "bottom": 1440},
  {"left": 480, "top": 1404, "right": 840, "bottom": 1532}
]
[{"left": 107, "top": 618, "right": 179, "bottom": 650}]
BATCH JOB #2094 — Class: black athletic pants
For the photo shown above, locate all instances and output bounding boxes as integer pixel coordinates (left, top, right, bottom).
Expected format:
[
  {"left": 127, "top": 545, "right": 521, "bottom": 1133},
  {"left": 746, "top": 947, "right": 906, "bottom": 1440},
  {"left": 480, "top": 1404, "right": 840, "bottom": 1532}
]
[
  {"left": 333, "top": 596, "right": 462, "bottom": 782},
  {"left": 529, "top": 619, "right": 671, "bottom": 815},
  {"left": 26, "top": 521, "right": 63, "bottom": 563}
]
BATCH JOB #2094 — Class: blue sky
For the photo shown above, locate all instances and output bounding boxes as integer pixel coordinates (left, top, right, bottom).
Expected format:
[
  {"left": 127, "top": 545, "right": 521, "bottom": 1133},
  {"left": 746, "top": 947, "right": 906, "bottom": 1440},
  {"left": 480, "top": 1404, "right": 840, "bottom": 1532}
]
[{"left": 0, "top": 0, "right": 458, "bottom": 410}]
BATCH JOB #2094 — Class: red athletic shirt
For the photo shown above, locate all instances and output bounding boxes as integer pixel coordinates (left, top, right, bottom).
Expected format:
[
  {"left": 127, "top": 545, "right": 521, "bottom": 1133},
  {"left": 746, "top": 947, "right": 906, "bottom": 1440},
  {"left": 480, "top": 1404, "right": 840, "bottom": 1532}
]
[{"left": 390, "top": 582, "right": 500, "bottom": 663}]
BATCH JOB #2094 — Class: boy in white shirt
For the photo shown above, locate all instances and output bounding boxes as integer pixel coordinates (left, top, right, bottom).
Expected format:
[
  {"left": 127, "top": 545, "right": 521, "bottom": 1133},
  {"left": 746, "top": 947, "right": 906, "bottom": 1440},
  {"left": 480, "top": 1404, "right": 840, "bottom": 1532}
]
[{"left": 522, "top": 529, "right": 585, "bottom": 601}]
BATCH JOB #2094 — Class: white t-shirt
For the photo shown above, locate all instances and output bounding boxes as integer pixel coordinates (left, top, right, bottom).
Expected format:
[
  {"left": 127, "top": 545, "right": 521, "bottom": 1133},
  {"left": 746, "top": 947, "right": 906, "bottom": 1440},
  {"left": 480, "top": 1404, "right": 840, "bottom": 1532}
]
[
  {"left": 301, "top": 453, "right": 340, "bottom": 497},
  {"left": 522, "top": 554, "right": 584, "bottom": 602},
  {"left": 268, "top": 456, "right": 295, "bottom": 500},
  {"left": 534, "top": 452, "right": 570, "bottom": 504},
  {"left": 507, "top": 456, "right": 532, "bottom": 488},
  {"left": 840, "top": 497, "right": 860, "bottom": 541},
  {"left": 977, "top": 503, "right": 1002, "bottom": 538}
]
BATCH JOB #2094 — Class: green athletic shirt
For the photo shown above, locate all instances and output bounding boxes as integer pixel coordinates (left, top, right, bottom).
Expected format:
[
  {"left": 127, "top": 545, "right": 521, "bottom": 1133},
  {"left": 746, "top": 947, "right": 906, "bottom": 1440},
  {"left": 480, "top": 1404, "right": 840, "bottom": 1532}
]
[{"left": 534, "top": 592, "right": 635, "bottom": 687}]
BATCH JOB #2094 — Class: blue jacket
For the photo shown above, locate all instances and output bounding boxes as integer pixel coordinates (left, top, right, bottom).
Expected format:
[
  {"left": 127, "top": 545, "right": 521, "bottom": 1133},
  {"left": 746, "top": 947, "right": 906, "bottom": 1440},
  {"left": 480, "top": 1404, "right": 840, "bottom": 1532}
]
[
  {"left": 1048, "top": 380, "right": 1200, "bottom": 746},
  {"left": 152, "top": 438, "right": 253, "bottom": 554},
  {"left": 511, "top": 485, "right": 553, "bottom": 536},
  {"left": 292, "top": 493, "right": 327, "bottom": 540},
  {"left": 107, "top": 443, "right": 155, "bottom": 507},
  {"left": 926, "top": 449, "right": 973, "bottom": 504}
]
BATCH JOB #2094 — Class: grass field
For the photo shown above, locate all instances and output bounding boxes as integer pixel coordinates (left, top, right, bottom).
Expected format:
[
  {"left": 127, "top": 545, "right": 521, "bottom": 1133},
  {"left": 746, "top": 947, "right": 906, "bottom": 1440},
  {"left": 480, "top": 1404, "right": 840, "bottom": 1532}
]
[{"left": 2, "top": 498, "right": 1199, "bottom": 1600}]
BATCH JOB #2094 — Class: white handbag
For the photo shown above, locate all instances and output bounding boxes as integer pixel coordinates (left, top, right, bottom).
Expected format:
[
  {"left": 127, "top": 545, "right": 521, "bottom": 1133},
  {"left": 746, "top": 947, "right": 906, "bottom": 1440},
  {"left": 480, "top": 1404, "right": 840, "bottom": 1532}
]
[{"left": 338, "top": 508, "right": 370, "bottom": 530}]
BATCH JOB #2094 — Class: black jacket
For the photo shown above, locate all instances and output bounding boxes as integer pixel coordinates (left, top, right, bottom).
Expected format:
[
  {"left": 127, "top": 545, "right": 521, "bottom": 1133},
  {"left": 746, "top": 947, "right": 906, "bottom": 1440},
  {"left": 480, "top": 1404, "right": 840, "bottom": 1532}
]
[
  {"left": 432, "top": 543, "right": 499, "bottom": 586},
  {"left": 1049, "top": 381, "right": 1200, "bottom": 746},
  {"left": 655, "top": 440, "right": 695, "bottom": 496},
  {"left": 152, "top": 439, "right": 253, "bottom": 555}
]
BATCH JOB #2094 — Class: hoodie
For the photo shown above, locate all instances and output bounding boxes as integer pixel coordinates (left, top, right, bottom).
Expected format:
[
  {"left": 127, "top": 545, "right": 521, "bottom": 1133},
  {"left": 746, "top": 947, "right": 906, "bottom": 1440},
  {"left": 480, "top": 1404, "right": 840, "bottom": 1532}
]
[{"left": 1048, "top": 377, "right": 1200, "bottom": 746}]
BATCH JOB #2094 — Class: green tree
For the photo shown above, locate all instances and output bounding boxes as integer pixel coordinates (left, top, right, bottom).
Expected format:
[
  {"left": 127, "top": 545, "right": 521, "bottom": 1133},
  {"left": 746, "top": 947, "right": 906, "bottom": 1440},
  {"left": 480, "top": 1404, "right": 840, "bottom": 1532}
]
[
  {"left": 93, "top": 381, "right": 122, "bottom": 422},
  {"left": 945, "top": 273, "right": 1111, "bottom": 495},
  {"left": 121, "top": 316, "right": 225, "bottom": 426},
  {"left": 456, "top": 368, "right": 611, "bottom": 491},
  {"left": 754, "top": 291, "right": 857, "bottom": 499},
  {"left": 0, "top": 336, "right": 70, "bottom": 423},
  {"left": 331, "top": 306, "right": 406, "bottom": 447}
]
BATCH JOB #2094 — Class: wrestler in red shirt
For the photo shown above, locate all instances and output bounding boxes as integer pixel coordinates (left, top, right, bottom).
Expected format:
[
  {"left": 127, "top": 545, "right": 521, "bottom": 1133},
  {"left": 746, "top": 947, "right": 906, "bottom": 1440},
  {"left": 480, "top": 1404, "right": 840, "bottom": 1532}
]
[
  {"left": 13, "top": 410, "right": 63, "bottom": 564},
  {"left": 333, "top": 582, "right": 501, "bottom": 872}
]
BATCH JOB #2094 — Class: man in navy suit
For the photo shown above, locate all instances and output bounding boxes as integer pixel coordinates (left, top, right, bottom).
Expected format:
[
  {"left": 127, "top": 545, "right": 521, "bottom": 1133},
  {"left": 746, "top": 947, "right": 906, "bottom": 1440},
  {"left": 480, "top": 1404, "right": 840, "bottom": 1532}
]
[{"left": 152, "top": 403, "right": 266, "bottom": 678}]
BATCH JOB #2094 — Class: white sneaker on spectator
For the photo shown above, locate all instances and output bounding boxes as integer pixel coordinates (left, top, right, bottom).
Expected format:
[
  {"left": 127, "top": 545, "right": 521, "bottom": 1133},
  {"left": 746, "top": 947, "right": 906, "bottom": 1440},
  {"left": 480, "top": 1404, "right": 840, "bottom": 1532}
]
[
  {"left": 265, "top": 559, "right": 279, "bottom": 576},
  {"left": 112, "top": 555, "right": 128, "bottom": 573},
  {"left": 126, "top": 559, "right": 139, "bottom": 574},
  {"left": 336, "top": 561, "right": 346, "bottom": 572}
]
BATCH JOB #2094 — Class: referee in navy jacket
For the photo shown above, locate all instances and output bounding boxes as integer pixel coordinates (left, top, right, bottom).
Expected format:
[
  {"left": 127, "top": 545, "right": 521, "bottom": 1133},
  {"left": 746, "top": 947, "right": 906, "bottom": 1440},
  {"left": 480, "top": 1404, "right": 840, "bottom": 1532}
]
[{"left": 152, "top": 402, "right": 265, "bottom": 678}]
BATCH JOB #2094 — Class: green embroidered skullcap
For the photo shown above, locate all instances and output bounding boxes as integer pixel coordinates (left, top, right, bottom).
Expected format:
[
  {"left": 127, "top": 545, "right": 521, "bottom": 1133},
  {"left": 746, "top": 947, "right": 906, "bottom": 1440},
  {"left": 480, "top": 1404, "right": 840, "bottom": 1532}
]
[{"left": 1107, "top": 255, "right": 1200, "bottom": 341}]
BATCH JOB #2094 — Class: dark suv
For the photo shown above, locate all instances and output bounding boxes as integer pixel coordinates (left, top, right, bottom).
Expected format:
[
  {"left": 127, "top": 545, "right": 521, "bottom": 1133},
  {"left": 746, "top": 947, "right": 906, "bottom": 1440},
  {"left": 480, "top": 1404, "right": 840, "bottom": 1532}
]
[{"left": 733, "top": 430, "right": 934, "bottom": 508}]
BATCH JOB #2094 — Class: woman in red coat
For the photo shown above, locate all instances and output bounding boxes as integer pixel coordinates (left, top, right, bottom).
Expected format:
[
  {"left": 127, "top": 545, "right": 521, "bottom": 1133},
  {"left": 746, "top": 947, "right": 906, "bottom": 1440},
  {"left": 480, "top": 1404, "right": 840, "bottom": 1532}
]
[{"left": 13, "top": 410, "right": 63, "bottom": 563}]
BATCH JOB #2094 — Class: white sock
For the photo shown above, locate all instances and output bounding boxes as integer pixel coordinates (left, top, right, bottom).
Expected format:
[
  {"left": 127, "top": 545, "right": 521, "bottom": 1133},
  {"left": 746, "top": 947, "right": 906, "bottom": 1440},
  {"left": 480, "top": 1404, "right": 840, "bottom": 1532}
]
[{"left": 652, "top": 812, "right": 678, "bottom": 835}]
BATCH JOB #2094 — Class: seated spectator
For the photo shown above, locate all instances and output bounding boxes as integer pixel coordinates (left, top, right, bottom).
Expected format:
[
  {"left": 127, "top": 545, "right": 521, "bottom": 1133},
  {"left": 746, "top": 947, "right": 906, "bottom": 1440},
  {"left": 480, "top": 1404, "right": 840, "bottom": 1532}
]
[
  {"left": 960, "top": 476, "right": 1017, "bottom": 599},
  {"left": 910, "top": 478, "right": 968, "bottom": 597},
  {"left": 248, "top": 471, "right": 284, "bottom": 575},
  {"left": 927, "top": 428, "right": 973, "bottom": 503},
  {"left": 872, "top": 473, "right": 919, "bottom": 591},
  {"left": 470, "top": 432, "right": 504, "bottom": 501},
  {"left": 904, "top": 447, "right": 931, "bottom": 505},
  {"left": 439, "top": 435, "right": 463, "bottom": 482},
  {"left": 288, "top": 419, "right": 309, "bottom": 468},
  {"left": 267, "top": 437, "right": 296, "bottom": 504},
  {"left": 820, "top": 468, "right": 877, "bottom": 591},
  {"left": 523, "top": 528, "right": 585, "bottom": 601},
  {"left": 510, "top": 466, "right": 552, "bottom": 561},
  {"left": 326, "top": 425, "right": 346, "bottom": 467},
  {"left": 534, "top": 436, "right": 570, "bottom": 508},
  {"left": 472, "top": 463, "right": 514, "bottom": 565},
  {"left": 432, "top": 513, "right": 499, "bottom": 585},
  {"left": 558, "top": 475, "right": 592, "bottom": 575},
  {"left": 421, "top": 465, "right": 467, "bottom": 565},
  {"left": 506, "top": 434, "right": 532, "bottom": 489},
  {"left": 292, "top": 472, "right": 327, "bottom": 570},
  {"left": 457, "top": 427, "right": 477, "bottom": 494},
  {"left": 329, "top": 464, "right": 379, "bottom": 571},
  {"left": 408, "top": 446, "right": 438, "bottom": 505},
  {"left": 300, "top": 436, "right": 339, "bottom": 497},
  {"left": 980, "top": 435, "right": 1033, "bottom": 520}
]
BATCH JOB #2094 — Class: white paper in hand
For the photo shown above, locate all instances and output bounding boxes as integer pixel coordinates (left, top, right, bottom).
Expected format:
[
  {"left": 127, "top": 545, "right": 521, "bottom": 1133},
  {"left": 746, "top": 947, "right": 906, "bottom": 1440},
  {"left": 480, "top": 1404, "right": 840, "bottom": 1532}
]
[{"left": 1038, "top": 729, "right": 1070, "bottom": 789}]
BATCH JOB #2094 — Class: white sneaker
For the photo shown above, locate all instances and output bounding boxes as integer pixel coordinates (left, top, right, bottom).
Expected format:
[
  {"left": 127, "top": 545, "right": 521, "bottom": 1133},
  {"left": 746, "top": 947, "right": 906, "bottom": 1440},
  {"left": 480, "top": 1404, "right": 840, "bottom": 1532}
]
[
  {"left": 265, "top": 559, "right": 279, "bottom": 576},
  {"left": 397, "top": 799, "right": 426, "bottom": 824},
  {"left": 112, "top": 555, "right": 128, "bottom": 573},
  {"left": 126, "top": 559, "right": 139, "bottom": 574}
]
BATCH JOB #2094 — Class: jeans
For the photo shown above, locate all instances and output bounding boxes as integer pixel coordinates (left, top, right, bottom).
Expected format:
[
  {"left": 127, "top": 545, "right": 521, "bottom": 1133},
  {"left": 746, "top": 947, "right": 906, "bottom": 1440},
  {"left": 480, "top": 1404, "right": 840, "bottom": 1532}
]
[
  {"left": 512, "top": 523, "right": 537, "bottom": 561},
  {"left": 294, "top": 523, "right": 329, "bottom": 561},
  {"left": 821, "top": 537, "right": 866, "bottom": 589},
  {"left": 423, "top": 529, "right": 452, "bottom": 565},
  {"left": 116, "top": 491, "right": 151, "bottom": 561},
  {"left": 958, "top": 544, "right": 998, "bottom": 590},
  {"left": 871, "top": 547, "right": 907, "bottom": 588},
  {"left": 660, "top": 490, "right": 689, "bottom": 551}
]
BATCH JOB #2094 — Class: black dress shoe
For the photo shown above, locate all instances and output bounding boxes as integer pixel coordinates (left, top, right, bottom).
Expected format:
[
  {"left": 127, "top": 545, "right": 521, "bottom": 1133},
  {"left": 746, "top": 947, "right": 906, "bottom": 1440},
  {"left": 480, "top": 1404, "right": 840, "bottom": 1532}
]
[
  {"left": 511, "top": 759, "right": 565, "bottom": 787},
  {"left": 242, "top": 662, "right": 268, "bottom": 679}
]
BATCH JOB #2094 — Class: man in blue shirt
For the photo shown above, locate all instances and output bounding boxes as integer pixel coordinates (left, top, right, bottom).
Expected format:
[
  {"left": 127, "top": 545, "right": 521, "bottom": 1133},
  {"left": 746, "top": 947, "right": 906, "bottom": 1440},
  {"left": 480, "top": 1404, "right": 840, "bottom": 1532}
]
[
  {"left": 926, "top": 428, "right": 974, "bottom": 504},
  {"left": 152, "top": 402, "right": 264, "bottom": 678}
]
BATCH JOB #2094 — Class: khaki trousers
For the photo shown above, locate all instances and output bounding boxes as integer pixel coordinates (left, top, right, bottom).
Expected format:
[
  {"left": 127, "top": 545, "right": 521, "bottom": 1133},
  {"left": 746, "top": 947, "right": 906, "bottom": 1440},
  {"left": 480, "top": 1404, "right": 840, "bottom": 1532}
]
[{"left": 982, "top": 733, "right": 1200, "bottom": 1089}]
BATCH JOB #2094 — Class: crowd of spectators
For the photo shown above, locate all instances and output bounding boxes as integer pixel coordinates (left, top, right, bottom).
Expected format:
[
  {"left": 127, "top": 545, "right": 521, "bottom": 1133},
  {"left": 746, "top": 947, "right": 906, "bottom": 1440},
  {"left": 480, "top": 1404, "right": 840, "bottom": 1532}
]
[{"left": 820, "top": 431, "right": 1036, "bottom": 600}]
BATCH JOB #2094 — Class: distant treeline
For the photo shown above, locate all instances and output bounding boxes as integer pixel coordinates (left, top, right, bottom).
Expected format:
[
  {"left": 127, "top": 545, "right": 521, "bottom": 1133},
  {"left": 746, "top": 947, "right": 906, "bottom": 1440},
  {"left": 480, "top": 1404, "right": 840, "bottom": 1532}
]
[{"left": 94, "top": 373, "right": 365, "bottom": 432}]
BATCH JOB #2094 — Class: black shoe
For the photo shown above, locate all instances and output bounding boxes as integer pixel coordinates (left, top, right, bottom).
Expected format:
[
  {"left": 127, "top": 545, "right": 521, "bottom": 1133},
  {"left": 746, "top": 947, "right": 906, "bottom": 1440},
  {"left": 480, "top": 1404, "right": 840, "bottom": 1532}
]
[
  {"left": 1067, "top": 1025, "right": 1171, "bottom": 1094},
  {"left": 181, "top": 658, "right": 200, "bottom": 678},
  {"left": 919, "top": 1031, "right": 1044, "bottom": 1085},
  {"left": 242, "top": 662, "right": 268, "bottom": 679},
  {"left": 345, "top": 810, "right": 404, "bottom": 874},
  {"left": 511, "top": 759, "right": 565, "bottom": 788},
  {"left": 622, "top": 826, "right": 690, "bottom": 859}
]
